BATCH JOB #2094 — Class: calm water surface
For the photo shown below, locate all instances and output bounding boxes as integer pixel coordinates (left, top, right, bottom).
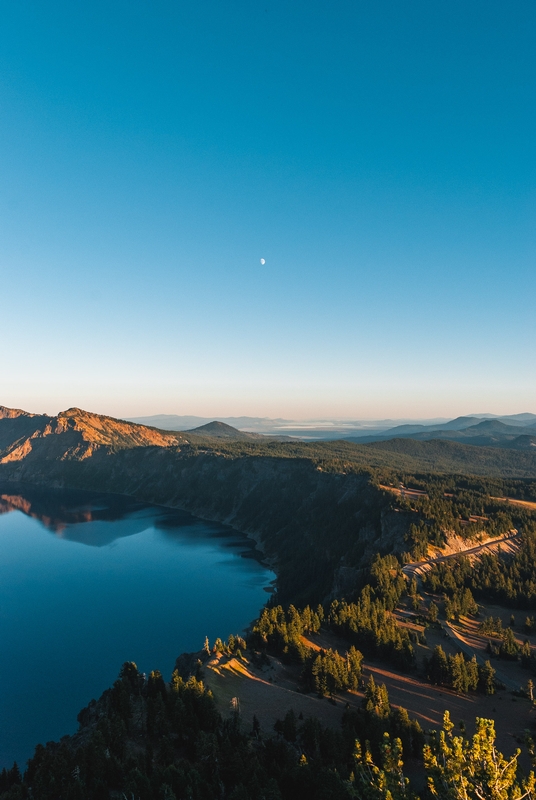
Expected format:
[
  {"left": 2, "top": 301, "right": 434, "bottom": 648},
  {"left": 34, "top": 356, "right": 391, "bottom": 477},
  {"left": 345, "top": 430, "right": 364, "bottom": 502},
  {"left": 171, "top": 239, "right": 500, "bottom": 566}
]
[{"left": 0, "top": 483, "right": 275, "bottom": 767}]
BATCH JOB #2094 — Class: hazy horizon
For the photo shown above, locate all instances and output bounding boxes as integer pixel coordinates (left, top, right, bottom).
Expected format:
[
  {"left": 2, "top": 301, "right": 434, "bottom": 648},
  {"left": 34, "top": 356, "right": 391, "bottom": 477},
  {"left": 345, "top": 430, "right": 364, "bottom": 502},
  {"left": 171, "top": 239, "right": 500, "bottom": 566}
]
[{"left": 4, "top": 402, "right": 535, "bottom": 426}]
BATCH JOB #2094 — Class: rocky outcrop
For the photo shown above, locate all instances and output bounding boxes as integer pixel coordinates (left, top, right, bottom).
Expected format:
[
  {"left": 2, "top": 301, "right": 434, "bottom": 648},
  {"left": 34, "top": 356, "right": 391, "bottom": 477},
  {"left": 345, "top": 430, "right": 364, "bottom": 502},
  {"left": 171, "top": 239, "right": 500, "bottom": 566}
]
[{"left": 0, "top": 405, "right": 185, "bottom": 465}]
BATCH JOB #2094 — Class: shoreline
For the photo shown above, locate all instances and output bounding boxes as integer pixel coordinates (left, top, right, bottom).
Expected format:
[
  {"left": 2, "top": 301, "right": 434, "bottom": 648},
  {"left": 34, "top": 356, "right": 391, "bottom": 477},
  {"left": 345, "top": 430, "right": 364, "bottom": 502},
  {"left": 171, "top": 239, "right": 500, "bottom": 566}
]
[{"left": 0, "top": 474, "right": 279, "bottom": 582}]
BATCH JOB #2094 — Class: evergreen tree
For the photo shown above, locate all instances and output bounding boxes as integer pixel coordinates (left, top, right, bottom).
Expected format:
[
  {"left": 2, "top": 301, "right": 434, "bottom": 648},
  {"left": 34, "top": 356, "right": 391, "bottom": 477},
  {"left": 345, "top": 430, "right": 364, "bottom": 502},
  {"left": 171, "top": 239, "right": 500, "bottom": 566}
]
[
  {"left": 428, "top": 645, "right": 449, "bottom": 685},
  {"left": 349, "top": 734, "right": 410, "bottom": 799},
  {"left": 424, "top": 711, "right": 535, "bottom": 799}
]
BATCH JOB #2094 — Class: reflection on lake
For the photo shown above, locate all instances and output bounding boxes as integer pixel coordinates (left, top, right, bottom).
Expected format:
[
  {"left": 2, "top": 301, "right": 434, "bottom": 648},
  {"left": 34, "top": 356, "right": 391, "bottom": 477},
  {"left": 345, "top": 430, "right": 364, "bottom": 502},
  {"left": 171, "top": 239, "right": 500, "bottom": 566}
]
[{"left": 0, "top": 483, "right": 275, "bottom": 767}]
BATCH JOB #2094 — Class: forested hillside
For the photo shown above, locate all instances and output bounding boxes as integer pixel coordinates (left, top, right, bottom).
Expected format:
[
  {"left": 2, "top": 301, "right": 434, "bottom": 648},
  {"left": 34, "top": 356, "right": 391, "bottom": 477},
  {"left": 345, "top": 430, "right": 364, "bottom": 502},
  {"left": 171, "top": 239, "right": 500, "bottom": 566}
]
[{"left": 2, "top": 406, "right": 536, "bottom": 798}]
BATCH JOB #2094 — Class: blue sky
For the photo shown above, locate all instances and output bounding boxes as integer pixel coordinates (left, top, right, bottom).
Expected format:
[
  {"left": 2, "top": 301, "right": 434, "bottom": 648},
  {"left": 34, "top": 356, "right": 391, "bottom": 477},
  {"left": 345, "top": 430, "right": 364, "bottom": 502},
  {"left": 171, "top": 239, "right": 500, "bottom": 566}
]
[{"left": 1, "top": 0, "right": 534, "bottom": 419}]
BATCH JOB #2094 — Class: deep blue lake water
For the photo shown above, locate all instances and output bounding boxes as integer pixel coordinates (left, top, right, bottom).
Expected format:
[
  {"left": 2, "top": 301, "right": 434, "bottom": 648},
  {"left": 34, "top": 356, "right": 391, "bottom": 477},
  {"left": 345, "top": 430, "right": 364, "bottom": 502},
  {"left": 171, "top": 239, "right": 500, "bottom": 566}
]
[{"left": 0, "top": 483, "right": 275, "bottom": 768}]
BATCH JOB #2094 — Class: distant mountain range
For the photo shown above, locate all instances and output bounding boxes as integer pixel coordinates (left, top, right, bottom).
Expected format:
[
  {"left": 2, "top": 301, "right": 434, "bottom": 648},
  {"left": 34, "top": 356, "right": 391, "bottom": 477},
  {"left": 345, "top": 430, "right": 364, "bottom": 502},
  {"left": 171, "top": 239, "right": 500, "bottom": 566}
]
[
  {"left": 345, "top": 415, "right": 536, "bottom": 449},
  {"left": 128, "top": 411, "right": 536, "bottom": 449},
  {"left": 1, "top": 405, "right": 536, "bottom": 486},
  {"left": 126, "top": 413, "right": 451, "bottom": 438}
]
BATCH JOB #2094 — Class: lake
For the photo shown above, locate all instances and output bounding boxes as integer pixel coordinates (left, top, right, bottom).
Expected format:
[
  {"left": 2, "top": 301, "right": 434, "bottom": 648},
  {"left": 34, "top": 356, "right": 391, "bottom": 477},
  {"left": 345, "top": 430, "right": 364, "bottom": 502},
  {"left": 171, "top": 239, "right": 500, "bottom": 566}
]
[{"left": 0, "top": 483, "right": 275, "bottom": 768}]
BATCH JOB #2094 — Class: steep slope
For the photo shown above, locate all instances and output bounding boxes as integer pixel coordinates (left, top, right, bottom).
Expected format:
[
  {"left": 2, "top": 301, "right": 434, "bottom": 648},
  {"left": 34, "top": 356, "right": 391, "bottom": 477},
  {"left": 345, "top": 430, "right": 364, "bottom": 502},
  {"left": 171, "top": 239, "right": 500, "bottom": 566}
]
[
  {"left": 0, "top": 406, "right": 52, "bottom": 455},
  {"left": 56, "top": 407, "right": 185, "bottom": 449},
  {"left": 0, "top": 445, "right": 399, "bottom": 603},
  {"left": 0, "top": 406, "right": 185, "bottom": 466}
]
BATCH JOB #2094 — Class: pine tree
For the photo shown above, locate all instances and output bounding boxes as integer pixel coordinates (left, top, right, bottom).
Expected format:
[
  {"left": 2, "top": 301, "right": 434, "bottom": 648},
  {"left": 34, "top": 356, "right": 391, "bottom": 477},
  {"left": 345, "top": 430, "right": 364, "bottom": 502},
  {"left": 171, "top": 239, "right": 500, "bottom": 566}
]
[
  {"left": 424, "top": 711, "right": 535, "bottom": 799},
  {"left": 428, "top": 645, "right": 448, "bottom": 685},
  {"left": 349, "top": 734, "right": 410, "bottom": 799},
  {"left": 478, "top": 660, "right": 496, "bottom": 695}
]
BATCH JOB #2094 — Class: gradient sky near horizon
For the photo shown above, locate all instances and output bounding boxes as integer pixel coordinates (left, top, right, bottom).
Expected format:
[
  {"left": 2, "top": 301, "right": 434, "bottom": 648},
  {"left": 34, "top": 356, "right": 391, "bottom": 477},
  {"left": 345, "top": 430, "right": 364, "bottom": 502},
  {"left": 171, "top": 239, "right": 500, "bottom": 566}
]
[{"left": 1, "top": 0, "right": 534, "bottom": 420}]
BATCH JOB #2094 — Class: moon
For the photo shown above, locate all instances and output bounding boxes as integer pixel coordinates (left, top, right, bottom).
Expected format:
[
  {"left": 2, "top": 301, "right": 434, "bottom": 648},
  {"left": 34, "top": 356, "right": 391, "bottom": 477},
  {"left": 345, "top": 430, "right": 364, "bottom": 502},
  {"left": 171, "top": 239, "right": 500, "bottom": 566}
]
[{"left": 260, "top": 258, "right": 266, "bottom": 265}]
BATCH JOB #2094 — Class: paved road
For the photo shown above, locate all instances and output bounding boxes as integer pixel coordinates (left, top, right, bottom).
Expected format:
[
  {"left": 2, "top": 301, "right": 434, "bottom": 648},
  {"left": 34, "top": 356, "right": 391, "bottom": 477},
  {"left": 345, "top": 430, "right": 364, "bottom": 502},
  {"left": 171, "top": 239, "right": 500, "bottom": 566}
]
[
  {"left": 402, "top": 531, "right": 521, "bottom": 588},
  {"left": 401, "top": 531, "right": 524, "bottom": 693}
]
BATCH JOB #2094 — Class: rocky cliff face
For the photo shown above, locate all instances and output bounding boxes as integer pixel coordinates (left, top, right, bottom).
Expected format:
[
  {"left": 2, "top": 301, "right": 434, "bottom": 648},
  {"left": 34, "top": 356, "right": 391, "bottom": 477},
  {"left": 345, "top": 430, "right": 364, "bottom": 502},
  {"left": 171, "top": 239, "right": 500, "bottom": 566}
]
[
  {"left": 0, "top": 405, "right": 185, "bottom": 467},
  {"left": 0, "top": 406, "right": 53, "bottom": 455}
]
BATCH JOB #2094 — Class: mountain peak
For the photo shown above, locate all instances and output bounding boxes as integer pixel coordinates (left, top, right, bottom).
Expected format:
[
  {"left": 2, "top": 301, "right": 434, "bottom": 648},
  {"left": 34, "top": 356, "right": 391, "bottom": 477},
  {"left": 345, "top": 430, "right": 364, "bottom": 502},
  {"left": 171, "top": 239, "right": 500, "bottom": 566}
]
[
  {"left": 55, "top": 407, "right": 185, "bottom": 448},
  {"left": 188, "top": 421, "right": 252, "bottom": 439},
  {"left": 0, "top": 405, "right": 185, "bottom": 465}
]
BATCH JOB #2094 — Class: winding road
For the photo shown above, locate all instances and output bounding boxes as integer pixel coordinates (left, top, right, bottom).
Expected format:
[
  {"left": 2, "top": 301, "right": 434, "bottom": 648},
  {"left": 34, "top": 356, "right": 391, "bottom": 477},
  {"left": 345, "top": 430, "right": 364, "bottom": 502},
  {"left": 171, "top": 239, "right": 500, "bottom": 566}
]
[
  {"left": 402, "top": 530, "right": 521, "bottom": 588},
  {"left": 401, "top": 530, "right": 525, "bottom": 692}
]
